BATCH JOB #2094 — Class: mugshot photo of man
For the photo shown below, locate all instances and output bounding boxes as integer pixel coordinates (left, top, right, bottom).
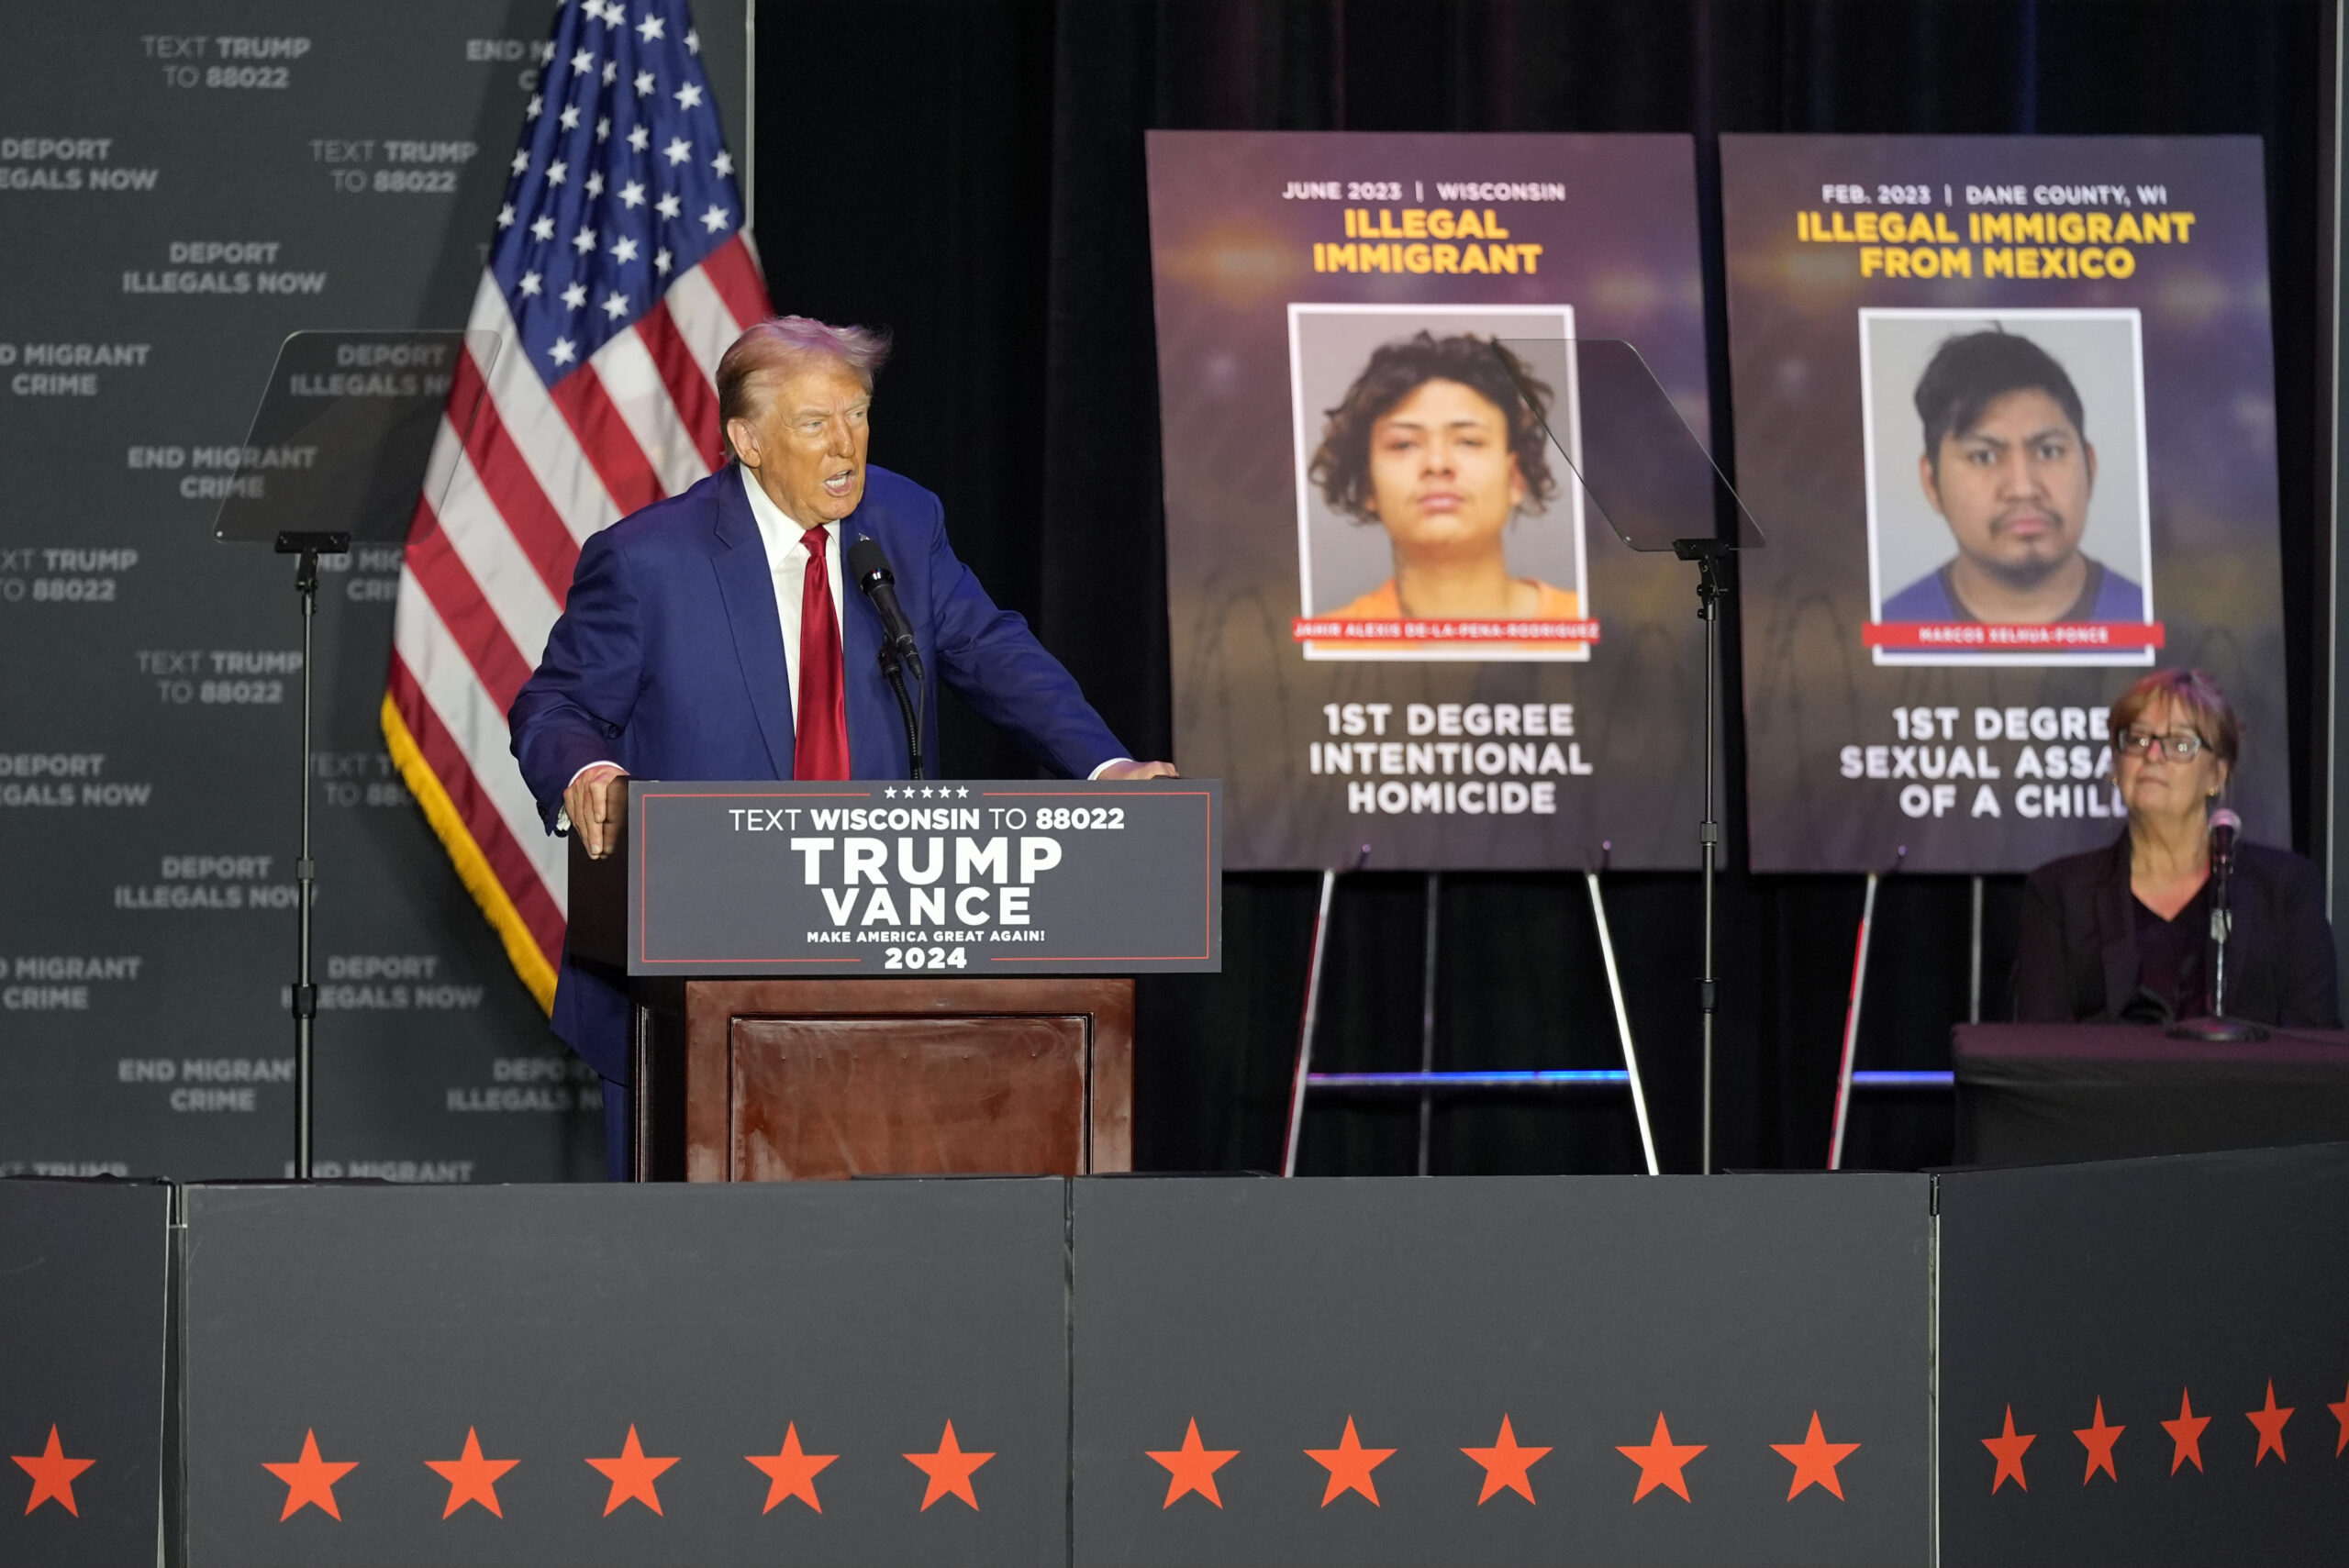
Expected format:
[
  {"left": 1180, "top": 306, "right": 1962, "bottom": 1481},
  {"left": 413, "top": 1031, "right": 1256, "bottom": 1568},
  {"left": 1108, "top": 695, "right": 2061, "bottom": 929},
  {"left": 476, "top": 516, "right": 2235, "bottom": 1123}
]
[{"left": 1879, "top": 328, "right": 2145, "bottom": 625}]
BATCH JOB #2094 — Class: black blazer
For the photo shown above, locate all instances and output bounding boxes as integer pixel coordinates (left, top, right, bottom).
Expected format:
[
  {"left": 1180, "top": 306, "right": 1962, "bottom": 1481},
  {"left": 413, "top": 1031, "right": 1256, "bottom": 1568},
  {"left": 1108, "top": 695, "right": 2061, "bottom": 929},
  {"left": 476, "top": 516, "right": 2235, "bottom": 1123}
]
[{"left": 2013, "top": 834, "right": 2341, "bottom": 1027}]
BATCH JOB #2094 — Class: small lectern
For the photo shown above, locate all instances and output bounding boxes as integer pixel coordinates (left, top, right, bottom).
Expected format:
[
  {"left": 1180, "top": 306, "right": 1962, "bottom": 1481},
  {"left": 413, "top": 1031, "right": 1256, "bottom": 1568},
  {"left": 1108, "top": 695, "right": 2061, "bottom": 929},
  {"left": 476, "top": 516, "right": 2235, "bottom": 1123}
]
[{"left": 567, "top": 778, "right": 1220, "bottom": 1181}]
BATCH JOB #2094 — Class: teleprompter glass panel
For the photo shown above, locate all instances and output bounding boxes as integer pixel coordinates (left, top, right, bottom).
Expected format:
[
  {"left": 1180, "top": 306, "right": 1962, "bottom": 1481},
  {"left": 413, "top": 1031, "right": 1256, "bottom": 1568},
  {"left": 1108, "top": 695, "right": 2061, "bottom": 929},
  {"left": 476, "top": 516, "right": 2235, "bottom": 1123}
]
[
  {"left": 212, "top": 329, "right": 500, "bottom": 544},
  {"left": 1496, "top": 336, "right": 1765, "bottom": 552}
]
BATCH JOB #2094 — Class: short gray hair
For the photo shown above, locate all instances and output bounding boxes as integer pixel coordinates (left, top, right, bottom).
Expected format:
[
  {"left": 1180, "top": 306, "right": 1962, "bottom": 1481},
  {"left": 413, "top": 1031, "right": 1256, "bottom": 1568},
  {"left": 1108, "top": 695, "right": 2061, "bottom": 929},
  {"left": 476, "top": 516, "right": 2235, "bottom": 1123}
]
[{"left": 717, "top": 316, "right": 892, "bottom": 458}]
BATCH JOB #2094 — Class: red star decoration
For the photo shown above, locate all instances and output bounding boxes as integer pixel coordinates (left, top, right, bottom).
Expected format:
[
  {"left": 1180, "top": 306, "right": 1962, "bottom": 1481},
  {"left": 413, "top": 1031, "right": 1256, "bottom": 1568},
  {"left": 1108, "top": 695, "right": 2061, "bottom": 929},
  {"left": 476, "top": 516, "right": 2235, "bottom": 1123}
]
[
  {"left": 904, "top": 1420, "right": 993, "bottom": 1511},
  {"left": 2072, "top": 1398, "right": 2123, "bottom": 1485},
  {"left": 745, "top": 1424, "right": 836, "bottom": 1514},
  {"left": 1616, "top": 1413, "right": 1706, "bottom": 1503},
  {"left": 262, "top": 1429, "right": 358, "bottom": 1521},
  {"left": 2245, "top": 1381, "right": 2293, "bottom": 1467},
  {"left": 1982, "top": 1406, "right": 2034, "bottom": 1495},
  {"left": 2327, "top": 1377, "right": 2349, "bottom": 1458},
  {"left": 12, "top": 1426, "right": 95, "bottom": 1517},
  {"left": 585, "top": 1425, "right": 678, "bottom": 1516},
  {"left": 2160, "top": 1389, "right": 2210, "bottom": 1474},
  {"left": 1770, "top": 1411, "right": 1861, "bottom": 1500},
  {"left": 1461, "top": 1414, "right": 1550, "bottom": 1505},
  {"left": 1304, "top": 1417, "right": 1395, "bottom": 1507},
  {"left": 1146, "top": 1418, "right": 1238, "bottom": 1508},
  {"left": 424, "top": 1428, "right": 518, "bottom": 1518}
]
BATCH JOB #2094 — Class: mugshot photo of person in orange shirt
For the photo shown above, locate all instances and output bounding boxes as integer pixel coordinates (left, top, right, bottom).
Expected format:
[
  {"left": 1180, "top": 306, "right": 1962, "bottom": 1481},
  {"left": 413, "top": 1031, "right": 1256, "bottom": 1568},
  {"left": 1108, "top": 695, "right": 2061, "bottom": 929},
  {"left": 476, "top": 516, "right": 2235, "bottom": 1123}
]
[{"left": 1308, "top": 331, "right": 1581, "bottom": 626}]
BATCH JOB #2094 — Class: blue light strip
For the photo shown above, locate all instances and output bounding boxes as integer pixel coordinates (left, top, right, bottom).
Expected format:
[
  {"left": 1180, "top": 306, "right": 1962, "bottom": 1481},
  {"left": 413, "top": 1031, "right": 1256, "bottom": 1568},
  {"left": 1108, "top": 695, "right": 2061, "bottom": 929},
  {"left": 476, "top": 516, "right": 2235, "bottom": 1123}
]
[
  {"left": 1304, "top": 1068, "right": 1954, "bottom": 1091},
  {"left": 1306, "top": 1070, "right": 1630, "bottom": 1090}
]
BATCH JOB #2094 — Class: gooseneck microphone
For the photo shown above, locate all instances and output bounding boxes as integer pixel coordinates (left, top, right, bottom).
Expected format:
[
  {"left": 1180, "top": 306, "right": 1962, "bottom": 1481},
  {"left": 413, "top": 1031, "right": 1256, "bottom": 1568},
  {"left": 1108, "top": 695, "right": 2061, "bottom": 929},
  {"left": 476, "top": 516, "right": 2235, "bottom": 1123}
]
[
  {"left": 846, "top": 535, "right": 926, "bottom": 779},
  {"left": 846, "top": 536, "right": 924, "bottom": 683}
]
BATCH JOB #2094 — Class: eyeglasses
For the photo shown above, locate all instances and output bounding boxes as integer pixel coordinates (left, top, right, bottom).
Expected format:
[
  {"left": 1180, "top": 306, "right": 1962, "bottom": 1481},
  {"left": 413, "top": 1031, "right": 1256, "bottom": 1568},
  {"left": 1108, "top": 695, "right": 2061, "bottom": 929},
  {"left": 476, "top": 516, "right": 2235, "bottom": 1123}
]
[{"left": 2118, "top": 730, "right": 2207, "bottom": 760}]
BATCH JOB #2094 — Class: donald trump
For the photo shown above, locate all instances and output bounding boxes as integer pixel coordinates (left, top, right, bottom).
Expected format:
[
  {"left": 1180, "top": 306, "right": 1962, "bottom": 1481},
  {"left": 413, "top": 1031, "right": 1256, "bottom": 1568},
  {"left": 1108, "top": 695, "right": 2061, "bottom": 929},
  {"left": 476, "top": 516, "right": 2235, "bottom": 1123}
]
[{"left": 510, "top": 316, "right": 1174, "bottom": 1175}]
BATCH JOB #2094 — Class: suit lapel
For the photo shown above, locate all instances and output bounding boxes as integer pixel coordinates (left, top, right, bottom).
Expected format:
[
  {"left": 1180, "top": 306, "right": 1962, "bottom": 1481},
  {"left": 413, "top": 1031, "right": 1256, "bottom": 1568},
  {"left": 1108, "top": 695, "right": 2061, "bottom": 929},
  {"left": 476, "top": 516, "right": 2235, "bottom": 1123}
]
[
  {"left": 708, "top": 469, "right": 794, "bottom": 778},
  {"left": 2096, "top": 833, "right": 2138, "bottom": 1019}
]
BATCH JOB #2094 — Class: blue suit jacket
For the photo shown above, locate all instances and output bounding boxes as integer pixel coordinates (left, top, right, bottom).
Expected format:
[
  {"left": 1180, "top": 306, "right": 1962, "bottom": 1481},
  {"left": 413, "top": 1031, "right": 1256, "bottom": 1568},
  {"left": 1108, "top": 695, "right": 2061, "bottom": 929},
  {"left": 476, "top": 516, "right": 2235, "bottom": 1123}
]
[{"left": 510, "top": 462, "right": 1128, "bottom": 1080}]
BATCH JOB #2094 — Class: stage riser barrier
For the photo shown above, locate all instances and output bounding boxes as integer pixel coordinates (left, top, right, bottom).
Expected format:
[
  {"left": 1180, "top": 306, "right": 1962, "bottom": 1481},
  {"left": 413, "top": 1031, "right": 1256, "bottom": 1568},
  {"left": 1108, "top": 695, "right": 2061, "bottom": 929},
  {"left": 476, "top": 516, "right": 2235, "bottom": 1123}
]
[{"left": 5, "top": 1149, "right": 2340, "bottom": 1565}]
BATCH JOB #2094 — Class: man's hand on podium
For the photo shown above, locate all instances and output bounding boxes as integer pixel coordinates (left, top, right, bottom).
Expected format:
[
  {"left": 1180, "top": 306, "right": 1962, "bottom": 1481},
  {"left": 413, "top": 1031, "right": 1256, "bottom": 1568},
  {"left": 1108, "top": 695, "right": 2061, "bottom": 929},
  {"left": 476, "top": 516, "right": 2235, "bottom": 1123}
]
[
  {"left": 1097, "top": 760, "right": 1180, "bottom": 780},
  {"left": 566, "top": 763, "right": 629, "bottom": 860}
]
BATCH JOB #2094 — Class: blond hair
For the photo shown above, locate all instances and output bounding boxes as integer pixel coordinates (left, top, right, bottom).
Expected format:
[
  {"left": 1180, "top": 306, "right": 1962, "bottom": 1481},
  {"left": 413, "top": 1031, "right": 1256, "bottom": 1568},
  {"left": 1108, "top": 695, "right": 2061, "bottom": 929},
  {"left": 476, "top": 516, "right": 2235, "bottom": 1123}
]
[{"left": 717, "top": 316, "right": 891, "bottom": 459}]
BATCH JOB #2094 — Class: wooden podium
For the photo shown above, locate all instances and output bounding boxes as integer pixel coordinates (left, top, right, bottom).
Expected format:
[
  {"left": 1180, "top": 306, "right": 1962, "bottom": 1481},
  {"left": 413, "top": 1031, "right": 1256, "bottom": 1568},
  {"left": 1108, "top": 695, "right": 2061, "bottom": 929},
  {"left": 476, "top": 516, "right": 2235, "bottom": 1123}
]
[{"left": 570, "top": 835, "right": 1133, "bottom": 1181}]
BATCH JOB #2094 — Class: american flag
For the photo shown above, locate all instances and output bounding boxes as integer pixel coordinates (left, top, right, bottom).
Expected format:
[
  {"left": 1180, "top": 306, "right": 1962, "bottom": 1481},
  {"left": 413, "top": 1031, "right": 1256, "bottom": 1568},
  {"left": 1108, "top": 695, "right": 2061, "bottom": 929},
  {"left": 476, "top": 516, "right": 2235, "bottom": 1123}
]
[{"left": 383, "top": 0, "right": 769, "bottom": 1009}]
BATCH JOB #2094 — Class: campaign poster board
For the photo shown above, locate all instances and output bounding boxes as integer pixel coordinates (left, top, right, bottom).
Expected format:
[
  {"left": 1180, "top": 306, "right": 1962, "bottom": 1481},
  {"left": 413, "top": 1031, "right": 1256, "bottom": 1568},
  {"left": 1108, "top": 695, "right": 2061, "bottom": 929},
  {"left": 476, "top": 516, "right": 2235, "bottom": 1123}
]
[
  {"left": 1147, "top": 132, "right": 1712, "bottom": 870},
  {"left": 1721, "top": 137, "right": 2289, "bottom": 873}
]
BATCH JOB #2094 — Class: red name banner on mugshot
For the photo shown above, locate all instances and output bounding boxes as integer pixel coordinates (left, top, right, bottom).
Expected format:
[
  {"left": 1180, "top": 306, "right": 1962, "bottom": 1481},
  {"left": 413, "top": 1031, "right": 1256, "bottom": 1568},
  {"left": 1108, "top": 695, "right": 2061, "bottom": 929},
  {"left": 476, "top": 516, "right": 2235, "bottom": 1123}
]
[
  {"left": 1147, "top": 132, "right": 1709, "bottom": 870},
  {"left": 1722, "top": 137, "right": 2288, "bottom": 873}
]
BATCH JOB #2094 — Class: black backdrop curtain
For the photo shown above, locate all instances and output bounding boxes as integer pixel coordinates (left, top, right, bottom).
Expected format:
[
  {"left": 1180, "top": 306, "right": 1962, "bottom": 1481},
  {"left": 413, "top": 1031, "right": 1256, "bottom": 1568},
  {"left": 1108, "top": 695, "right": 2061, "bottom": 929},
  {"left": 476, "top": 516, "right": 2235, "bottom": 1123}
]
[{"left": 756, "top": 0, "right": 2332, "bottom": 1174}]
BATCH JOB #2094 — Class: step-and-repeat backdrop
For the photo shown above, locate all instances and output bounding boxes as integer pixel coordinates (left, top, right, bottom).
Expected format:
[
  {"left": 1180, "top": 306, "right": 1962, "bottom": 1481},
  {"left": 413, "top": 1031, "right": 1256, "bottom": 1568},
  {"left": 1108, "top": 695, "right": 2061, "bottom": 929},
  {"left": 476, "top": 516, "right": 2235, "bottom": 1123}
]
[{"left": 0, "top": 1, "right": 748, "bottom": 1181}]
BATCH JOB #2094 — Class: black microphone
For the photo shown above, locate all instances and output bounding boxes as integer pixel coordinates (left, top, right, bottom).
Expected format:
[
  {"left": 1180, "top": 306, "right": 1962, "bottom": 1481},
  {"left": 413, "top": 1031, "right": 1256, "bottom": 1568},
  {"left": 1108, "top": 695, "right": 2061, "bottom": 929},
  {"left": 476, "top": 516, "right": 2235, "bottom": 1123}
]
[
  {"left": 2208, "top": 807, "right": 2241, "bottom": 874},
  {"left": 846, "top": 536, "right": 924, "bottom": 682}
]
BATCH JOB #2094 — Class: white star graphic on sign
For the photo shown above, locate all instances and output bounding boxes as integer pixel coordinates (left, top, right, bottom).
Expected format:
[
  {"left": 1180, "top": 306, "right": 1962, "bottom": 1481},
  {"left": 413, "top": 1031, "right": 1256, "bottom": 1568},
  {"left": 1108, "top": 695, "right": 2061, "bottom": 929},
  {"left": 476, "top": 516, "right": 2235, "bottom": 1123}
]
[
  {"left": 603, "top": 290, "right": 629, "bottom": 320},
  {"left": 584, "top": 170, "right": 604, "bottom": 198},
  {"left": 561, "top": 281, "right": 587, "bottom": 310},
  {"left": 546, "top": 159, "right": 568, "bottom": 185},
  {"left": 674, "top": 82, "right": 703, "bottom": 110},
  {"left": 634, "top": 69, "right": 655, "bottom": 96},
  {"left": 549, "top": 337, "right": 576, "bottom": 365},
  {"left": 883, "top": 786, "right": 898, "bottom": 799},
  {"left": 573, "top": 226, "right": 597, "bottom": 254},
  {"left": 496, "top": 202, "right": 516, "bottom": 228},
  {"left": 653, "top": 246, "right": 673, "bottom": 275},
  {"left": 572, "top": 48, "right": 594, "bottom": 74},
  {"left": 559, "top": 103, "right": 580, "bottom": 131},
  {"left": 510, "top": 149, "right": 529, "bottom": 174},
  {"left": 618, "top": 179, "right": 646, "bottom": 207},
  {"left": 685, "top": 27, "right": 700, "bottom": 54},
  {"left": 957, "top": 787, "right": 970, "bottom": 798},
  {"left": 654, "top": 191, "right": 682, "bottom": 219},
  {"left": 922, "top": 786, "right": 936, "bottom": 798},
  {"left": 529, "top": 215, "right": 556, "bottom": 242},
  {"left": 627, "top": 123, "right": 650, "bottom": 152},
  {"left": 596, "top": 114, "right": 611, "bottom": 141},
  {"left": 518, "top": 270, "right": 542, "bottom": 295},
  {"left": 637, "top": 14, "right": 664, "bottom": 42},
  {"left": 526, "top": 94, "right": 543, "bottom": 120},
  {"left": 711, "top": 150, "right": 733, "bottom": 177},
  {"left": 662, "top": 136, "right": 691, "bottom": 166},
  {"left": 700, "top": 203, "right": 729, "bottom": 232},
  {"left": 609, "top": 235, "right": 638, "bottom": 262}
]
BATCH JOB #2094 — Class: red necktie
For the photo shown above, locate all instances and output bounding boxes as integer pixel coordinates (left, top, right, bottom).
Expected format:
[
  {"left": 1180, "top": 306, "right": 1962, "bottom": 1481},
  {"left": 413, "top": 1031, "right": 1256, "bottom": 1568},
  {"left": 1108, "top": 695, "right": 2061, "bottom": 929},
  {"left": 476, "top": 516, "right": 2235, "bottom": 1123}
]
[{"left": 793, "top": 526, "right": 851, "bottom": 780}]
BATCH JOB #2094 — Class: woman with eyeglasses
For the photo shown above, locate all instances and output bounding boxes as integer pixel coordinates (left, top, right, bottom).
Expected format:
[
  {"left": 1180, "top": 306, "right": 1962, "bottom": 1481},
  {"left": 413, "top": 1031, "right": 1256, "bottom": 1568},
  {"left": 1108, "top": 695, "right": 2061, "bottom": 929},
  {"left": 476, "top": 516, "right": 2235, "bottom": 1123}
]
[{"left": 2013, "top": 667, "right": 2339, "bottom": 1026}]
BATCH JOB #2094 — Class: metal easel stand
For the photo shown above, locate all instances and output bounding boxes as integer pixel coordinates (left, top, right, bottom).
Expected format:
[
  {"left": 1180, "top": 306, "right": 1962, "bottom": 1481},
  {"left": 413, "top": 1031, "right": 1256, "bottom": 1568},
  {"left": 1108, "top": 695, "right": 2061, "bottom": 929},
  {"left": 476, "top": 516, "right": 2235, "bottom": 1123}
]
[
  {"left": 1826, "top": 851, "right": 2014, "bottom": 1172},
  {"left": 1281, "top": 847, "right": 1366, "bottom": 1176},
  {"left": 278, "top": 528, "right": 348, "bottom": 1182},
  {"left": 1280, "top": 853, "right": 1662, "bottom": 1179}
]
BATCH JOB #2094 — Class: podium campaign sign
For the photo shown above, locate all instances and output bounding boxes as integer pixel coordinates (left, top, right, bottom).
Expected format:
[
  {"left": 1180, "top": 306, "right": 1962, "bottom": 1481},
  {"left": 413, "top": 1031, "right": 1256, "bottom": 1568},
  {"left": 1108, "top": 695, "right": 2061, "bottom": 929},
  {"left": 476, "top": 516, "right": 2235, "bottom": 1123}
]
[{"left": 622, "top": 780, "right": 1221, "bottom": 976}]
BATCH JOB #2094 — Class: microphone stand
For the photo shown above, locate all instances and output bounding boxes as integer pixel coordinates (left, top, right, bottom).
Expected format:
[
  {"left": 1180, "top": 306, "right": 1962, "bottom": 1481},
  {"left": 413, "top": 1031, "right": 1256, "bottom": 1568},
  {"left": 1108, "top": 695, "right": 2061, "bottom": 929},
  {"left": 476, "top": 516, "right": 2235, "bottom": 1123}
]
[
  {"left": 1673, "top": 537, "right": 1730, "bottom": 1173},
  {"left": 2170, "top": 830, "right": 2266, "bottom": 1041},
  {"left": 878, "top": 646, "right": 924, "bottom": 782}
]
